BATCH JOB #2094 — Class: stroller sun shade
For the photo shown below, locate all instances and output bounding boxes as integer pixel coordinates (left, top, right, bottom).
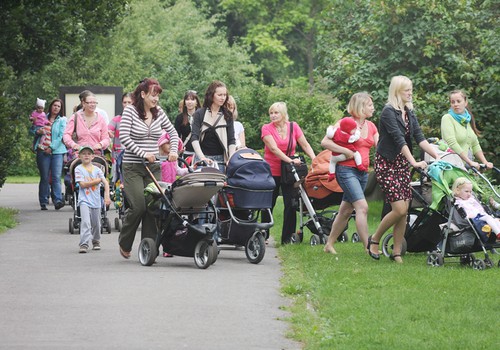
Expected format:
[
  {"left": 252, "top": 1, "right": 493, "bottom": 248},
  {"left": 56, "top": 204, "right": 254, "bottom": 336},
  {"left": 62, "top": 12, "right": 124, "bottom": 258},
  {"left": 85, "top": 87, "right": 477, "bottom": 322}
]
[{"left": 226, "top": 148, "right": 275, "bottom": 190}]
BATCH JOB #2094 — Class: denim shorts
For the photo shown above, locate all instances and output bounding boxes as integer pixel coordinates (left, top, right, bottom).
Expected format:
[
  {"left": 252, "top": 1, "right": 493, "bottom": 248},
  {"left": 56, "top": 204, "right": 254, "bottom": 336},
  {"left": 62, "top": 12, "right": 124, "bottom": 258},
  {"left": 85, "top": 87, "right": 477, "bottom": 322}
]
[{"left": 336, "top": 165, "right": 368, "bottom": 203}]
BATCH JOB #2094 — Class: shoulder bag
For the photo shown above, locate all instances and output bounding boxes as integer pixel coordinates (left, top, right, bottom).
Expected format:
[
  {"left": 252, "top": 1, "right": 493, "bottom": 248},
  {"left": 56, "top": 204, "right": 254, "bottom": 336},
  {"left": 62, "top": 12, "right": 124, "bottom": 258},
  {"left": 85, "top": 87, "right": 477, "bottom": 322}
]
[{"left": 280, "top": 122, "right": 308, "bottom": 184}]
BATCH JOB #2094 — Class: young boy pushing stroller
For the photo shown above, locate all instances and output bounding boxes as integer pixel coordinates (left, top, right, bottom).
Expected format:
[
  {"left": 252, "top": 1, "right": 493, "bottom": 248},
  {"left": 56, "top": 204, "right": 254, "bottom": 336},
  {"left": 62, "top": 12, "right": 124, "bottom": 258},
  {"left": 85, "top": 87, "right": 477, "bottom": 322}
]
[{"left": 75, "top": 146, "right": 111, "bottom": 253}]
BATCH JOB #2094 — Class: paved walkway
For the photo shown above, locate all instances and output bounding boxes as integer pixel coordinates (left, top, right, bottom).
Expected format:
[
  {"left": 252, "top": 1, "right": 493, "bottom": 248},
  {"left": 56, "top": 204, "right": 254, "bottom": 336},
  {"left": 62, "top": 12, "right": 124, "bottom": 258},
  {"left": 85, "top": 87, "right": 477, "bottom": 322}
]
[{"left": 0, "top": 183, "right": 301, "bottom": 349}]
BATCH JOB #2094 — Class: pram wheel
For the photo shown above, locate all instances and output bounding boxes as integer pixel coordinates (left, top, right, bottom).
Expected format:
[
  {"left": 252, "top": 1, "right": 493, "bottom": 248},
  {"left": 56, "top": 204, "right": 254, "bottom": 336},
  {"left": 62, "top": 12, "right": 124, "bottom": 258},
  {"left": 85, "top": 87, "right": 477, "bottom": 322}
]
[
  {"left": 382, "top": 234, "right": 407, "bottom": 258},
  {"left": 350, "top": 232, "right": 359, "bottom": 243},
  {"left": 472, "top": 259, "right": 486, "bottom": 270},
  {"left": 209, "top": 241, "right": 219, "bottom": 265},
  {"left": 194, "top": 239, "right": 215, "bottom": 269},
  {"left": 310, "top": 234, "right": 321, "bottom": 246},
  {"left": 114, "top": 217, "right": 122, "bottom": 232},
  {"left": 426, "top": 252, "right": 444, "bottom": 267},
  {"left": 245, "top": 231, "right": 266, "bottom": 264},
  {"left": 139, "top": 238, "right": 158, "bottom": 266}
]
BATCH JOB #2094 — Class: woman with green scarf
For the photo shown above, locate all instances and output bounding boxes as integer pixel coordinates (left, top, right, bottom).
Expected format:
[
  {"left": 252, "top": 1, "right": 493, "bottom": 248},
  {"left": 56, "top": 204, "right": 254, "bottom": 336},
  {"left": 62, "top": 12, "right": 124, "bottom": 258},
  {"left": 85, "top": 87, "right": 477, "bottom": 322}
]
[{"left": 441, "top": 90, "right": 493, "bottom": 170}]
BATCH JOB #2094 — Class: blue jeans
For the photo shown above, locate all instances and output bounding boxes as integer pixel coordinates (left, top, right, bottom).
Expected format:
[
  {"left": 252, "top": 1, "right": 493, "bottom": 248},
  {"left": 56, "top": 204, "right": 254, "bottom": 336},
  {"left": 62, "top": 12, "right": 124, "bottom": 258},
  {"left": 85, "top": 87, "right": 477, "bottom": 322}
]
[
  {"left": 336, "top": 165, "right": 368, "bottom": 203},
  {"left": 36, "top": 150, "right": 64, "bottom": 206}
]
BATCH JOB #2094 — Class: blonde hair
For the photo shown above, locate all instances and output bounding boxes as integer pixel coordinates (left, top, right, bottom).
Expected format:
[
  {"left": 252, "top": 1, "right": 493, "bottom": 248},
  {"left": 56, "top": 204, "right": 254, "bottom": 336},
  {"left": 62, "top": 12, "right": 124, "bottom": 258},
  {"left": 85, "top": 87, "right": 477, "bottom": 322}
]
[
  {"left": 387, "top": 75, "right": 413, "bottom": 111},
  {"left": 452, "top": 177, "right": 472, "bottom": 196},
  {"left": 227, "top": 95, "right": 238, "bottom": 120},
  {"left": 347, "top": 92, "right": 373, "bottom": 118},
  {"left": 269, "top": 102, "right": 289, "bottom": 121}
]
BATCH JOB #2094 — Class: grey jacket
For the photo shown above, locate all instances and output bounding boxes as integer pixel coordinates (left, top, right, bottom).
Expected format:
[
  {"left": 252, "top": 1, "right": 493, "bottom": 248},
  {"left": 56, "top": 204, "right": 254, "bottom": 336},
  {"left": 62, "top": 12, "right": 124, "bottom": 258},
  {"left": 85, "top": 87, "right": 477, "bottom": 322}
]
[{"left": 377, "top": 104, "right": 425, "bottom": 160}]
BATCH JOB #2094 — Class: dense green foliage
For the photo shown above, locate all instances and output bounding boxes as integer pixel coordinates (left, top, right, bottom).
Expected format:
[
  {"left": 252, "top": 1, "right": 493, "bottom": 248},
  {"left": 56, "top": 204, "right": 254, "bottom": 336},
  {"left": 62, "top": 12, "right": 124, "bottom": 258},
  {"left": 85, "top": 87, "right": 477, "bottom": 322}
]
[
  {"left": 0, "top": 0, "right": 498, "bottom": 182},
  {"left": 316, "top": 0, "right": 499, "bottom": 164}
]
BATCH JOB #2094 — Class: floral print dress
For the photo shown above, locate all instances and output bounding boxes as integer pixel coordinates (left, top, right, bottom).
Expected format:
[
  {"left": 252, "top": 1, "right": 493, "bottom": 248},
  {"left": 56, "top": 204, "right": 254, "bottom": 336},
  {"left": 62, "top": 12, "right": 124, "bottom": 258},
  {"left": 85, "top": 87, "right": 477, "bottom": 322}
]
[{"left": 374, "top": 116, "right": 412, "bottom": 202}]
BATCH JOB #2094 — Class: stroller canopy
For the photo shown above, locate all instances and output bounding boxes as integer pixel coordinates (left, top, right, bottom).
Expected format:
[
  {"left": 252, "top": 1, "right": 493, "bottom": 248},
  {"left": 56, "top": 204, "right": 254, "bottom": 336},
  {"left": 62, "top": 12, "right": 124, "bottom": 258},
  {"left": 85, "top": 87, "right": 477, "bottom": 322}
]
[
  {"left": 427, "top": 160, "right": 481, "bottom": 210},
  {"left": 304, "top": 150, "right": 342, "bottom": 199},
  {"left": 226, "top": 148, "right": 275, "bottom": 190}
]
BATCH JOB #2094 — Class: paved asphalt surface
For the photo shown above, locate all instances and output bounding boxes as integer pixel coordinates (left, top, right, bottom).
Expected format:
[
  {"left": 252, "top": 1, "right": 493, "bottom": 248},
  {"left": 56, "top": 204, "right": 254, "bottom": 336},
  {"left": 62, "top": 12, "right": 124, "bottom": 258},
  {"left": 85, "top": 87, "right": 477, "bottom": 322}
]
[{"left": 0, "top": 183, "right": 301, "bottom": 350}]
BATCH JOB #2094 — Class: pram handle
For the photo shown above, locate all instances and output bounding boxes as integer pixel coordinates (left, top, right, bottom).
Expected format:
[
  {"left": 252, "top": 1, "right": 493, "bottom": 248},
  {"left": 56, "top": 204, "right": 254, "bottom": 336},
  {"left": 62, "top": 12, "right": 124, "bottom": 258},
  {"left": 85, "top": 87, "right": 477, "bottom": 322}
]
[{"left": 468, "top": 164, "right": 500, "bottom": 199}]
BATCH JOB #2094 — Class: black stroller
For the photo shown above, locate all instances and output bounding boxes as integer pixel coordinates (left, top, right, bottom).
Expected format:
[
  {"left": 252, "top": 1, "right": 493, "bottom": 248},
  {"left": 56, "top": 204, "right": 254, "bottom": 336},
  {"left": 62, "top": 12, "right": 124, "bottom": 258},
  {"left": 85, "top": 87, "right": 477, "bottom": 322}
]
[
  {"left": 140, "top": 160, "right": 226, "bottom": 269},
  {"left": 67, "top": 155, "right": 112, "bottom": 235},
  {"left": 217, "top": 148, "right": 275, "bottom": 264}
]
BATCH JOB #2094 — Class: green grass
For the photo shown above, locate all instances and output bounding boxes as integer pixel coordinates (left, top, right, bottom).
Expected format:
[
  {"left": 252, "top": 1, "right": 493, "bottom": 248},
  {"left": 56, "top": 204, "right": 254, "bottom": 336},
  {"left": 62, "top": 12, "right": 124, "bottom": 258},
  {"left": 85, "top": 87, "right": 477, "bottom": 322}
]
[
  {"left": 270, "top": 198, "right": 500, "bottom": 349},
  {"left": 5, "top": 176, "right": 39, "bottom": 184},
  {"left": 0, "top": 207, "right": 18, "bottom": 235}
]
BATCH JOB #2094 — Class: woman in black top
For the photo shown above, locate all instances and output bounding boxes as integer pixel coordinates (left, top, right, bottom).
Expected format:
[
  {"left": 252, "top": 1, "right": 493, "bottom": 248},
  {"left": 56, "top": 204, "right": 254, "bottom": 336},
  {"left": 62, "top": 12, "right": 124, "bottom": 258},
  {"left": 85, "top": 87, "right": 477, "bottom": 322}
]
[
  {"left": 368, "top": 76, "right": 439, "bottom": 263},
  {"left": 190, "top": 81, "right": 236, "bottom": 173},
  {"left": 174, "top": 90, "right": 201, "bottom": 155}
]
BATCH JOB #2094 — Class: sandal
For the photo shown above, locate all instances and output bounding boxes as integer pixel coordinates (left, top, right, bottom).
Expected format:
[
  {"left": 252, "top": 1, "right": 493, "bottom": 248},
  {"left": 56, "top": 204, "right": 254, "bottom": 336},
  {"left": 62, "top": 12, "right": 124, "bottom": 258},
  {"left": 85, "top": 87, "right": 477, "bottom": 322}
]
[
  {"left": 367, "top": 235, "right": 380, "bottom": 260},
  {"left": 119, "top": 246, "right": 131, "bottom": 259},
  {"left": 390, "top": 254, "right": 403, "bottom": 263}
]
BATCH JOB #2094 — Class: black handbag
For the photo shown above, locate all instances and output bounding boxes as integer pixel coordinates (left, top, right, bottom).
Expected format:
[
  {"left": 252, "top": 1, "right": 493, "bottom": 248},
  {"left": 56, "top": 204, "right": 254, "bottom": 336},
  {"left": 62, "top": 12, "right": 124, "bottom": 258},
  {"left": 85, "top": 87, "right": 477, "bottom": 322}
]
[{"left": 280, "top": 122, "right": 308, "bottom": 185}]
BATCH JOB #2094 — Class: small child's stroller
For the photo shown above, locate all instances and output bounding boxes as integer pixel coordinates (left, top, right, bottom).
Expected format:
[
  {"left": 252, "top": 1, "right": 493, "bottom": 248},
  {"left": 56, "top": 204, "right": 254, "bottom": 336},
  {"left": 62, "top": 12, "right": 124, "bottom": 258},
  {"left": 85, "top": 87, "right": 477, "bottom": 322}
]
[
  {"left": 217, "top": 148, "right": 275, "bottom": 264},
  {"left": 67, "top": 155, "right": 112, "bottom": 235},
  {"left": 140, "top": 160, "right": 226, "bottom": 269},
  {"left": 425, "top": 162, "right": 500, "bottom": 269},
  {"left": 294, "top": 150, "right": 354, "bottom": 245}
]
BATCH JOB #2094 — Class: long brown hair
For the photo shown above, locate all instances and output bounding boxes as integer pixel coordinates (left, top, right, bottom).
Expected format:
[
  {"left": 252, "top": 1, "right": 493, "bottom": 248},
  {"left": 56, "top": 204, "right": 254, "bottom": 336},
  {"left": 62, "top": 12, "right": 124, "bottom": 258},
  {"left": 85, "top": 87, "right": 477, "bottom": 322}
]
[
  {"left": 47, "top": 98, "right": 64, "bottom": 119},
  {"left": 132, "top": 78, "right": 163, "bottom": 120},
  {"left": 203, "top": 80, "right": 232, "bottom": 121},
  {"left": 181, "top": 90, "right": 201, "bottom": 126},
  {"left": 449, "top": 89, "right": 481, "bottom": 136}
]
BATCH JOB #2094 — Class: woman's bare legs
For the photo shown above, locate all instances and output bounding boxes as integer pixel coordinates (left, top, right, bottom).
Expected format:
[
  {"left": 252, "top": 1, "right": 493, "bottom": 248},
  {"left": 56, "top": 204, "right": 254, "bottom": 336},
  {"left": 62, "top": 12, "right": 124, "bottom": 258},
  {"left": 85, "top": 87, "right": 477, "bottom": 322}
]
[
  {"left": 324, "top": 201, "right": 353, "bottom": 254},
  {"left": 370, "top": 200, "right": 409, "bottom": 262},
  {"left": 351, "top": 198, "right": 369, "bottom": 249}
]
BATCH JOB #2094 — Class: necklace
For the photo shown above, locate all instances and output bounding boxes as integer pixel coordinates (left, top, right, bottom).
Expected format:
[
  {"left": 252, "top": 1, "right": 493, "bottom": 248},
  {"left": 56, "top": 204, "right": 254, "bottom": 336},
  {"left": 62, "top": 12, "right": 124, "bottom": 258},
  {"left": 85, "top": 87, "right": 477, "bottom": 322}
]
[{"left": 354, "top": 118, "right": 366, "bottom": 129}]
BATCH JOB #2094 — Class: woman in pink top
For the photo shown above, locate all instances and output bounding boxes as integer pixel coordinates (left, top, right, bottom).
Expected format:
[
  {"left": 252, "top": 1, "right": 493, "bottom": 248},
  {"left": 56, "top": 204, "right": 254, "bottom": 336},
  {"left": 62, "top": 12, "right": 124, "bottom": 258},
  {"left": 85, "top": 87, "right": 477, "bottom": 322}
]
[
  {"left": 63, "top": 92, "right": 110, "bottom": 158},
  {"left": 261, "top": 102, "right": 316, "bottom": 244},
  {"left": 322, "top": 92, "right": 379, "bottom": 256}
]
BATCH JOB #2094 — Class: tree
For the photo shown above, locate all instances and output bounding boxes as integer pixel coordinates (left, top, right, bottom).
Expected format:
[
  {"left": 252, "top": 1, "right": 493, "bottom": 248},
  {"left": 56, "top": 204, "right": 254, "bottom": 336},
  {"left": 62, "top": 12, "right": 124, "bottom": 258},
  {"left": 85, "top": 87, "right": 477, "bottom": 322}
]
[
  {"left": 317, "top": 0, "right": 499, "bottom": 164},
  {"left": 216, "top": 0, "right": 330, "bottom": 90}
]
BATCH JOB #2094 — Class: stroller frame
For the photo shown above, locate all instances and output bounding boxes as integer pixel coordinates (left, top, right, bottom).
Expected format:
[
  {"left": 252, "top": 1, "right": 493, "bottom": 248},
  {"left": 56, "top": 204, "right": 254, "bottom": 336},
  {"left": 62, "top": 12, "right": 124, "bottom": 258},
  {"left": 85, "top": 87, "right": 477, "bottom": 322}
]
[
  {"left": 138, "top": 160, "right": 225, "bottom": 269},
  {"left": 67, "top": 155, "right": 111, "bottom": 235},
  {"left": 217, "top": 189, "right": 273, "bottom": 264}
]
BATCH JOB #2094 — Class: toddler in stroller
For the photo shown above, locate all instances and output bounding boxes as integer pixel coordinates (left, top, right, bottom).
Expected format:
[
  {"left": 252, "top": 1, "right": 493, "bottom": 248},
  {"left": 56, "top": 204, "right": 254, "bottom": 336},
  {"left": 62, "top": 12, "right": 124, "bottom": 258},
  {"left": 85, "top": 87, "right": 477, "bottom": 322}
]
[
  {"left": 67, "top": 150, "right": 112, "bottom": 235},
  {"left": 425, "top": 162, "right": 499, "bottom": 269},
  {"left": 452, "top": 177, "right": 500, "bottom": 241}
]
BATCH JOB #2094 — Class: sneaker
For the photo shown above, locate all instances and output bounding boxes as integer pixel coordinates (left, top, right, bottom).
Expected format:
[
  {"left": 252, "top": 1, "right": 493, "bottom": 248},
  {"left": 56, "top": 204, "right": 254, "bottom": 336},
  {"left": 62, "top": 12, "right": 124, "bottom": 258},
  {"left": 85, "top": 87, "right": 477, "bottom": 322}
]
[
  {"left": 163, "top": 252, "right": 173, "bottom": 257},
  {"left": 92, "top": 241, "right": 101, "bottom": 250},
  {"left": 79, "top": 245, "right": 88, "bottom": 253},
  {"left": 55, "top": 201, "right": 65, "bottom": 210},
  {"left": 41, "top": 205, "right": 48, "bottom": 211}
]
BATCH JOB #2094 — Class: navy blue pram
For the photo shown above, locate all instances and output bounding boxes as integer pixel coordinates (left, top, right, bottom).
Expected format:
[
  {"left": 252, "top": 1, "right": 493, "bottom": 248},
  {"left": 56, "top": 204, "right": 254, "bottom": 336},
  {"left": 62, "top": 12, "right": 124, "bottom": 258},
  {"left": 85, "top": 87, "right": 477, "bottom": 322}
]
[{"left": 217, "top": 148, "right": 275, "bottom": 263}]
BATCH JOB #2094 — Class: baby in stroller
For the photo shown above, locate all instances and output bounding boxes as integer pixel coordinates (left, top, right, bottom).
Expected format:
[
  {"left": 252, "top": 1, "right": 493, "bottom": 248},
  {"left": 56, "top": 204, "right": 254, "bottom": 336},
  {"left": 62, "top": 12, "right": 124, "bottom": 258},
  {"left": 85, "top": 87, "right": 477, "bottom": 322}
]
[
  {"left": 325, "top": 117, "right": 366, "bottom": 181},
  {"left": 452, "top": 177, "right": 500, "bottom": 241},
  {"left": 158, "top": 132, "right": 188, "bottom": 184}
]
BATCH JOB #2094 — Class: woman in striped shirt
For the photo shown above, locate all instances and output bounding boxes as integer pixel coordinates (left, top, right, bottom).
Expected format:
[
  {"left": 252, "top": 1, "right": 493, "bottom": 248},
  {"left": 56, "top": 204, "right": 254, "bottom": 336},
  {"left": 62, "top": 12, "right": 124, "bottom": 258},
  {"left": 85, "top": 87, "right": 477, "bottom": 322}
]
[{"left": 118, "top": 78, "right": 179, "bottom": 259}]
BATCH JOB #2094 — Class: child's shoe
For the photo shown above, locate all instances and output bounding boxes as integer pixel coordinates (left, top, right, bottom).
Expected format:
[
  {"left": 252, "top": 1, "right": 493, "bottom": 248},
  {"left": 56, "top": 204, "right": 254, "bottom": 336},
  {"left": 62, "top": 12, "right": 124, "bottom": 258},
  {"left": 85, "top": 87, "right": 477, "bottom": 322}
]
[
  {"left": 79, "top": 245, "right": 88, "bottom": 253},
  {"left": 327, "top": 173, "right": 336, "bottom": 182},
  {"left": 92, "top": 241, "right": 101, "bottom": 250},
  {"left": 163, "top": 252, "right": 174, "bottom": 257}
]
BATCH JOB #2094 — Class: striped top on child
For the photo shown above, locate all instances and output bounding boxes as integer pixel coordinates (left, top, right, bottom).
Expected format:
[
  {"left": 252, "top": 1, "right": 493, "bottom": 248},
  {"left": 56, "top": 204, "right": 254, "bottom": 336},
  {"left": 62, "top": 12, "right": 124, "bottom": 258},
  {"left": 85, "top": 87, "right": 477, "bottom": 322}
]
[{"left": 119, "top": 105, "right": 179, "bottom": 164}]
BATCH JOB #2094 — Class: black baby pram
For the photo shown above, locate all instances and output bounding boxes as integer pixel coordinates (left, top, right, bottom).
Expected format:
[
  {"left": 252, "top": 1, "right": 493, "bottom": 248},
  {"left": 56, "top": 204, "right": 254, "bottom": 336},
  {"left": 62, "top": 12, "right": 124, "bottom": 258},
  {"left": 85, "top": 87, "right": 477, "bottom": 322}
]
[
  {"left": 140, "top": 160, "right": 226, "bottom": 269},
  {"left": 294, "top": 150, "right": 354, "bottom": 245},
  {"left": 67, "top": 155, "right": 112, "bottom": 235},
  {"left": 217, "top": 148, "right": 275, "bottom": 264}
]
